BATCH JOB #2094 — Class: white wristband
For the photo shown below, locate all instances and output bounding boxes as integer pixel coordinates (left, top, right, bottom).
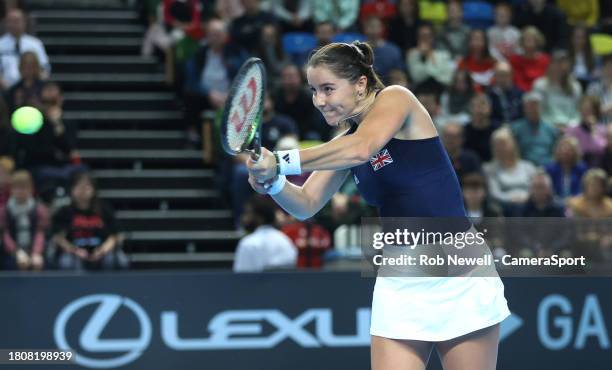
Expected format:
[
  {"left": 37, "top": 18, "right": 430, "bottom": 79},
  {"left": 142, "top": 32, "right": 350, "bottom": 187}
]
[
  {"left": 276, "top": 149, "right": 301, "bottom": 175},
  {"left": 266, "top": 175, "right": 287, "bottom": 195}
]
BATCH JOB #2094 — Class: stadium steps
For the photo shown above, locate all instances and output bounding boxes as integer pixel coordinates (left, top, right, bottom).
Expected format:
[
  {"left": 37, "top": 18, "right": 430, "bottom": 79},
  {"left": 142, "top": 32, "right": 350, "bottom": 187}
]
[
  {"left": 78, "top": 130, "right": 186, "bottom": 149},
  {"left": 31, "top": 9, "right": 140, "bottom": 25},
  {"left": 64, "top": 91, "right": 176, "bottom": 110},
  {"left": 41, "top": 37, "right": 142, "bottom": 54},
  {"left": 91, "top": 169, "right": 217, "bottom": 189},
  {"left": 52, "top": 56, "right": 161, "bottom": 74},
  {"left": 37, "top": 24, "right": 145, "bottom": 38},
  {"left": 63, "top": 110, "right": 183, "bottom": 130},
  {"left": 31, "top": 5, "right": 238, "bottom": 268}
]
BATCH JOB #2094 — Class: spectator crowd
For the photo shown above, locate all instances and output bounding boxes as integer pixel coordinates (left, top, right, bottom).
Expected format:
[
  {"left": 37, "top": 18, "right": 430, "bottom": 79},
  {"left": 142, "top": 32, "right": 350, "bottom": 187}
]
[{"left": 1, "top": 0, "right": 612, "bottom": 273}]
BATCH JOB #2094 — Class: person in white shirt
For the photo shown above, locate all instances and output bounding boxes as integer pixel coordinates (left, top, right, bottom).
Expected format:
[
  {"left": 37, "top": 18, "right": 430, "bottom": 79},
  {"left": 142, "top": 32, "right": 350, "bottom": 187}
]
[
  {"left": 233, "top": 195, "right": 297, "bottom": 272},
  {"left": 0, "top": 8, "right": 50, "bottom": 89}
]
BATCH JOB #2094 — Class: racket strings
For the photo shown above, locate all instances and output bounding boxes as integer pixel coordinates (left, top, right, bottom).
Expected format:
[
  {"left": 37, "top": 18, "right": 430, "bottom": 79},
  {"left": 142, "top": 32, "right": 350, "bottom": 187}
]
[{"left": 226, "top": 69, "right": 264, "bottom": 152}]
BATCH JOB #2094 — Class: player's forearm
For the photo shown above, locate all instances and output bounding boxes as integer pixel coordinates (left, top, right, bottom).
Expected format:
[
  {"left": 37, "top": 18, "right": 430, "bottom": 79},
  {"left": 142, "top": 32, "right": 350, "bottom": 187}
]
[
  {"left": 300, "top": 134, "right": 370, "bottom": 172},
  {"left": 271, "top": 182, "right": 317, "bottom": 221}
]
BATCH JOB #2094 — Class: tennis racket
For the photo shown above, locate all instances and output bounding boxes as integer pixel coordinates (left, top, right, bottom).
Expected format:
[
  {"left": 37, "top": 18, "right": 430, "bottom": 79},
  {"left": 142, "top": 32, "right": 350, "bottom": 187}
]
[{"left": 220, "top": 57, "right": 267, "bottom": 161}]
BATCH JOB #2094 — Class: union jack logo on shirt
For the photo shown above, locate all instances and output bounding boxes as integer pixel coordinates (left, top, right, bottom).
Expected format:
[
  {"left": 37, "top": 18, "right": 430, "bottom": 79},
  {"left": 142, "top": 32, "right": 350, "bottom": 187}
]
[{"left": 370, "top": 149, "right": 393, "bottom": 171}]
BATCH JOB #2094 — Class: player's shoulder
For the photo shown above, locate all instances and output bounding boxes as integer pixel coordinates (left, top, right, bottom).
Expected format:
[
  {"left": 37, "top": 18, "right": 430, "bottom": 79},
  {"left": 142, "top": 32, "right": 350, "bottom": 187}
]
[
  {"left": 373, "top": 85, "right": 416, "bottom": 110},
  {"left": 377, "top": 85, "right": 415, "bottom": 101}
]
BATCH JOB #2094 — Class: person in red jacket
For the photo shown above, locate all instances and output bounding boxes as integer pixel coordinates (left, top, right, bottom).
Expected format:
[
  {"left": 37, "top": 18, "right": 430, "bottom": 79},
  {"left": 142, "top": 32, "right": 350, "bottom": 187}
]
[
  {"left": 457, "top": 29, "right": 497, "bottom": 90},
  {"left": 509, "top": 26, "right": 550, "bottom": 91}
]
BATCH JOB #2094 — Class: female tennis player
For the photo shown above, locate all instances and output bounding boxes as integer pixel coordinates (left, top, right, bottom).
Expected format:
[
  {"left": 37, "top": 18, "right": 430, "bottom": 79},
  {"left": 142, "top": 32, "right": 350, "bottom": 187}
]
[{"left": 247, "top": 42, "right": 510, "bottom": 370}]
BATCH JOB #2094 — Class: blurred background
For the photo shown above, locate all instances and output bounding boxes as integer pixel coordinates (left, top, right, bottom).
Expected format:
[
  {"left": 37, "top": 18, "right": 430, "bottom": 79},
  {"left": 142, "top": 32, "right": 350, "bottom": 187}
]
[{"left": 0, "top": 0, "right": 611, "bottom": 369}]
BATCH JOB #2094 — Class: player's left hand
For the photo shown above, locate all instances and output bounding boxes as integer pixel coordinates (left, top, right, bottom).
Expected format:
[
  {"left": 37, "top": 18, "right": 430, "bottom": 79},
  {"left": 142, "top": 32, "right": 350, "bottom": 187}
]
[{"left": 246, "top": 147, "right": 277, "bottom": 183}]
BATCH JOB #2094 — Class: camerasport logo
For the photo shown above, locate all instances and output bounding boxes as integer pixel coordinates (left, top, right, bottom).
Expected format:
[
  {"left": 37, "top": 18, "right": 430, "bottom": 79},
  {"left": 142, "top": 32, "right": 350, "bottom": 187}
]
[{"left": 54, "top": 294, "right": 152, "bottom": 369}]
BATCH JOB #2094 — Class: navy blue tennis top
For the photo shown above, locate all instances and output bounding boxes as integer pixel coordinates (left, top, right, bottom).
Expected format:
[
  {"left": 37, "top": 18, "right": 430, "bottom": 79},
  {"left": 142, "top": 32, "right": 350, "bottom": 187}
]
[{"left": 346, "top": 122, "right": 467, "bottom": 219}]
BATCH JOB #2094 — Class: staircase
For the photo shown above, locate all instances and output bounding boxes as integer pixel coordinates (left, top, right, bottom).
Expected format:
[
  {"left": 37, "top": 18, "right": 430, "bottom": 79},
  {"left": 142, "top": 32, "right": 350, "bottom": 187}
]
[{"left": 31, "top": 3, "right": 240, "bottom": 269}]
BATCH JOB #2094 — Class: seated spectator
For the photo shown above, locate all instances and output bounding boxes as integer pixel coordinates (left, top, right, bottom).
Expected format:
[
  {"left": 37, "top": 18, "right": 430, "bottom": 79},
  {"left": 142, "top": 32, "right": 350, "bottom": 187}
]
[
  {"left": 520, "top": 170, "right": 565, "bottom": 217},
  {"left": 261, "top": 0, "right": 312, "bottom": 33},
  {"left": 51, "top": 172, "right": 128, "bottom": 271},
  {"left": 460, "top": 172, "right": 505, "bottom": 258},
  {"left": 230, "top": 0, "right": 277, "bottom": 55},
  {"left": 533, "top": 50, "right": 583, "bottom": 128},
  {"left": 567, "top": 169, "right": 612, "bottom": 218},
  {"left": 509, "top": 26, "right": 550, "bottom": 92},
  {"left": 260, "top": 94, "right": 299, "bottom": 150},
  {"left": 233, "top": 194, "right": 297, "bottom": 272},
  {"left": 516, "top": 170, "right": 570, "bottom": 259},
  {"left": 216, "top": 0, "right": 244, "bottom": 21},
  {"left": 183, "top": 19, "right": 248, "bottom": 145},
  {"left": 439, "top": 69, "right": 474, "bottom": 126},
  {"left": 5, "top": 51, "right": 44, "bottom": 111},
  {"left": 12, "top": 82, "right": 84, "bottom": 202},
  {"left": 413, "top": 84, "right": 444, "bottom": 127},
  {"left": 464, "top": 94, "right": 496, "bottom": 162},
  {"left": 273, "top": 63, "right": 327, "bottom": 140},
  {"left": 281, "top": 211, "right": 331, "bottom": 269},
  {"left": 0, "top": 157, "right": 13, "bottom": 209},
  {"left": 437, "top": 0, "right": 470, "bottom": 59},
  {"left": 601, "top": 125, "right": 612, "bottom": 176},
  {"left": 259, "top": 23, "right": 289, "bottom": 81},
  {"left": 461, "top": 171, "right": 503, "bottom": 222},
  {"left": 487, "top": 61, "right": 523, "bottom": 125},
  {"left": 545, "top": 136, "right": 588, "bottom": 200},
  {"left": 487, "top": 2, "right": 520, "bottom": 62},
  {"left": 312, "top": 0, "right": 359, "bottom": 32},
  {"left": 407, "top": 23, "right": 453, "bottom": 91},
  {"left": 40, "top": 82, "right": 79, "bottom": 162},
  {"left": 514, "top": 0, "right": 568, "bottom": 51},
  {"left": 586, "top": 55, "right": 612, "bottom": 123},
  {"left": 314, "top": 20, "right": 336, "bottom": 49},
  {"left": 457, "top": 28, "right": 497, "bottom": 89},
  {"left": 441, "top": 122, "right": 481, "bottom": 180},
  {"left": 0, "top": 170, "right": 48, "bottom": 270},
  {"left": 0, "top": 8, "right": 50, "bottom": 90},
  {"left": 388, "top": 68, "right": 410, "bottom": 88},
  {"left": 510, "top": 92, "right": 558, "bottom": 167},
  {"left": 565, "top": 96, "right": 607, "bottom": 167},
  {"left": 141, "top": 0, "right": 173, "bottom": 59},
  {"left": 484, "top": 128, "right": 537, "bottom": 216},
  {"left": 568, "top": 25, "right": 599, "bottom": 88},
  {"left": 363, "top": 16, "right": 404, "bottom": 84},
  {"left": 387, "top": 0, "right": 422, "bottom": 53}
]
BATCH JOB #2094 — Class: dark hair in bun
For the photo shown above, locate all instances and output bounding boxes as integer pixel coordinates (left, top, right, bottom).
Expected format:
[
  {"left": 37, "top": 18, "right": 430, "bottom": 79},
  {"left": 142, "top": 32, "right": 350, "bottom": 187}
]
[{"left": 307, "top": 41, "right": 385, "bottom": 94}]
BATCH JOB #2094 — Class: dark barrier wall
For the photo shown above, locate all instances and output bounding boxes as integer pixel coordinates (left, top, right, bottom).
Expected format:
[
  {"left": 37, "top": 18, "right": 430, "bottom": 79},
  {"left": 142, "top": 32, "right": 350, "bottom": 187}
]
[{"left": 0, "top": 272, "right": 610, "bottom": 370}]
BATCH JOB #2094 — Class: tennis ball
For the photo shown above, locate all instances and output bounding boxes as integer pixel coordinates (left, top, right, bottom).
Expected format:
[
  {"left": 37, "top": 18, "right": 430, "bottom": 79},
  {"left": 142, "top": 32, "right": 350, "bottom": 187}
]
[{"left": 11, "top": 106, "right": 44, "bottom": 135}]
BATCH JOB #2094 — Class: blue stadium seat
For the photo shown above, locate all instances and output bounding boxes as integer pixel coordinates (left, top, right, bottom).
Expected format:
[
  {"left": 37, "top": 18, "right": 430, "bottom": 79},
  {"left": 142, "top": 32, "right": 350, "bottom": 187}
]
[
  {"left": 332, "top": 33, "right": 366, "bottom": 44},
  {"left": 463, "top": 1, "right": 494, "bottom": 29},
  {"left": 282, "top": 32, "right": 317, "bottom": 56}
]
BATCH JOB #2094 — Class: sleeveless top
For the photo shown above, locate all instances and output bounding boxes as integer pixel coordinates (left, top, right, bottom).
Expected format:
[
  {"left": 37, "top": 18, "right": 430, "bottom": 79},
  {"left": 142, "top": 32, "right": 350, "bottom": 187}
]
[{"left": 346, "top": 119, "right": 467, "bottom": 220}]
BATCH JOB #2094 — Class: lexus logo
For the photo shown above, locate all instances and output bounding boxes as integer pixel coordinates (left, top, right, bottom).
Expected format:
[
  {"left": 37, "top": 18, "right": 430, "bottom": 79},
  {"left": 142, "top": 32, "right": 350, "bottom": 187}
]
[{"left": 54, "top": 294, "right": 152, "bottom": 369}]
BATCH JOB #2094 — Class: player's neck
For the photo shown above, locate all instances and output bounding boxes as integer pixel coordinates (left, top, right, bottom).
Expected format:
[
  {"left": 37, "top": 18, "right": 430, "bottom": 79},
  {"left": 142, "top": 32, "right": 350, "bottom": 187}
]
[{"left": 346, "top": 93, "right": 377, "bottom": 124}]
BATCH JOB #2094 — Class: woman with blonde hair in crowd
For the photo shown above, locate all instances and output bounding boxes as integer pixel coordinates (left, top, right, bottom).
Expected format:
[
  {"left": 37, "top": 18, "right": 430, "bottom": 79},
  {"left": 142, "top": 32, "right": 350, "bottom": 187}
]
[
  {"left": 545, "top": 136, "right": 588, "bottom": 200},
  {"left": 567, "top": 169, "right": 612, "bottom": 218},
  {"left": 509, "top": 26, "right": 550, "bottom": 91},
  {"left": 483, "top": 127, "right": 536, "bottom": 216}
]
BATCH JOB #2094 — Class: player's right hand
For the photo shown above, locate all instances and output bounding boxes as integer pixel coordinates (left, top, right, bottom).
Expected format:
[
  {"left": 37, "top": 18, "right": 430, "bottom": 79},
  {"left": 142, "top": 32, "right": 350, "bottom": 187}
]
[{"left": 248, "top": 173, "right": 276, "bottom": 194}]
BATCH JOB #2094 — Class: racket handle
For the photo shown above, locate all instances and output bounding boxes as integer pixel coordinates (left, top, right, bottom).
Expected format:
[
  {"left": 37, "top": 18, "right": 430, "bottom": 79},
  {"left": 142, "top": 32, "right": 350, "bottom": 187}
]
[{"left": 251, "top": 146, "right": 263, "bottom": 163}]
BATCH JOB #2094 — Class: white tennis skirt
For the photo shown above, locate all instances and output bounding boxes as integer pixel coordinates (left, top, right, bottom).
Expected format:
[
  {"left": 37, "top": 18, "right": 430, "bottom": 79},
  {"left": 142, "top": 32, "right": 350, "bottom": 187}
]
[{"left": 370, "top": 275, "right": 511, "bottom": 341}]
